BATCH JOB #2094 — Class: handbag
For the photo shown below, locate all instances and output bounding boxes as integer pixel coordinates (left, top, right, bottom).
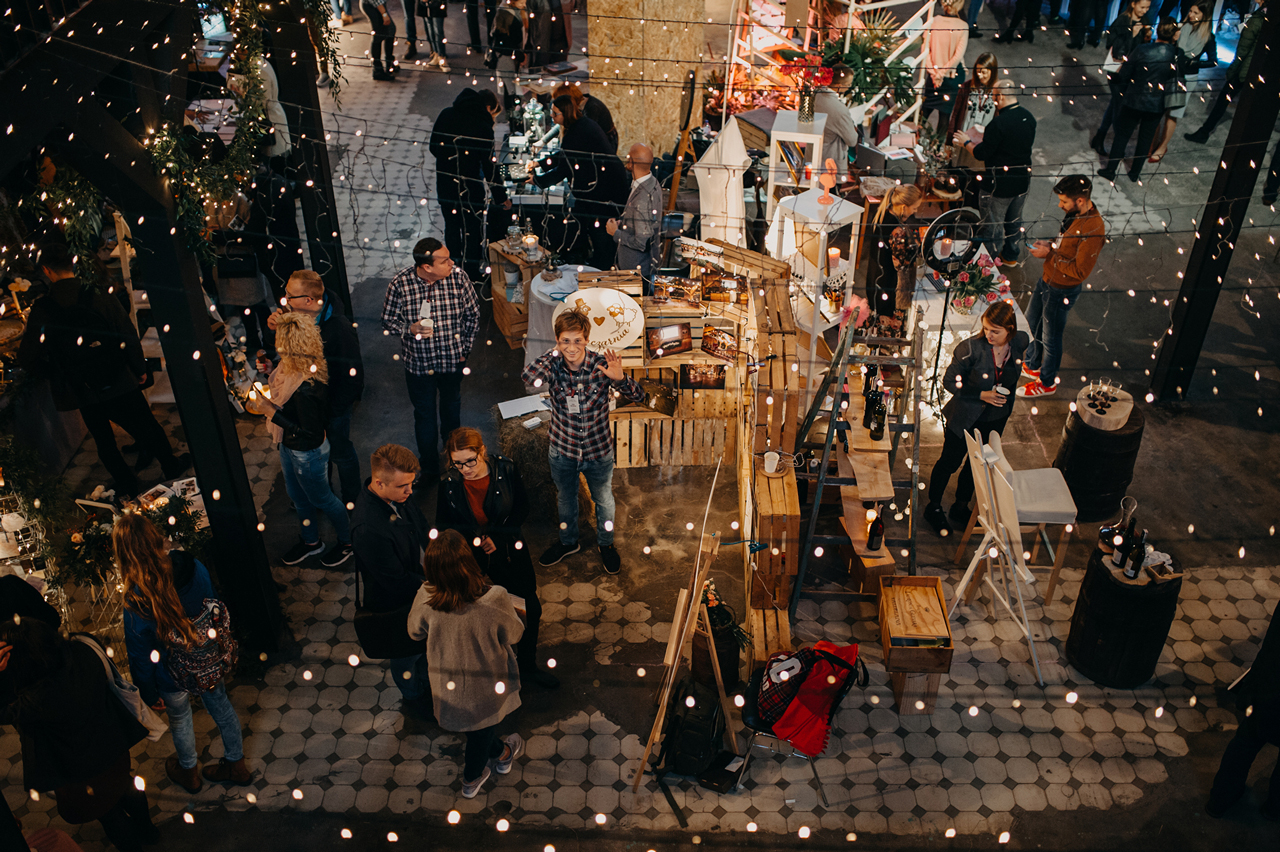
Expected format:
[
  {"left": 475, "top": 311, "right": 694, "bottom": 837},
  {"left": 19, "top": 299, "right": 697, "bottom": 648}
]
[
  {"left": 1102, "top": 49, "right": 1123, "bottom": 76},
  {"left": 72, "top": 633, "right": 169, "bottom": 742},
  {"left": 353, "top": 566, "right": 423, "bottom": 660}
]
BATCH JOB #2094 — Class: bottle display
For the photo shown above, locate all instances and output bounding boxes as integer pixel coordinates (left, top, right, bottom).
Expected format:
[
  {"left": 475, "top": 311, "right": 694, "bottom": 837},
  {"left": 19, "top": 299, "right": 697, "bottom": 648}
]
[
  {"left": 868, "top": 393, "right": 887, "bottom": 442},
  {"left": 1111, "top": 517, "right": 1138, "bottom": 569},
  {"left": 1124, "top": 529, "right": 1148, "bottom": 580},
  {"left": 1098, "top": 496, "right": 1137, "bottom": 555},
  {"left": 866, "top": 508, "right": 884, "bottom": 551}
]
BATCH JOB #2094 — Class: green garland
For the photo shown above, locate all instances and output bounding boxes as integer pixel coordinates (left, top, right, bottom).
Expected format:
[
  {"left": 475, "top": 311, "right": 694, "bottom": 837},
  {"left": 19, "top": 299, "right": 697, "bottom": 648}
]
[{"left": 16, "top": 167, "right": 106, "bottom": 283}]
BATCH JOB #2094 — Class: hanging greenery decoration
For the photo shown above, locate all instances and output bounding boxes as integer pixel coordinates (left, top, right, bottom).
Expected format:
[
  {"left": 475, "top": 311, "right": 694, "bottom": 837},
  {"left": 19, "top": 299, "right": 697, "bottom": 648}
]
[
  {"left": 15, "top": 164, "right": 107, "bottom": 283},
  {"left": 779, "top": 10, "right": 913, "bottom": 109}
]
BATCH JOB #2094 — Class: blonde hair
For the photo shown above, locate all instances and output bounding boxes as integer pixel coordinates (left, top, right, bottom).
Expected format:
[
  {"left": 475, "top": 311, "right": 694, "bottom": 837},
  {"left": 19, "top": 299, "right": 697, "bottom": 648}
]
[
  {"left": 288, "top": 269, "right": 325, "bottom": 299},
  {"left": 873, "top": 184, "right": 923, "bottom": 225},
  {"left": 941, "top": 0, "right": 966, "bottom": 14},
  {"left": 273, "top": 311, "right": 328, "bottom": 383}
]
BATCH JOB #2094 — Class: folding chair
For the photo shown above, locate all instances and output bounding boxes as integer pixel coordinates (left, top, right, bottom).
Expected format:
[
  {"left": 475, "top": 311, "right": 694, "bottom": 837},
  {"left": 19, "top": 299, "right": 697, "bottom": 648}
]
[{"left": 953, "top": 431, "right": 1078, "bottom": 605}]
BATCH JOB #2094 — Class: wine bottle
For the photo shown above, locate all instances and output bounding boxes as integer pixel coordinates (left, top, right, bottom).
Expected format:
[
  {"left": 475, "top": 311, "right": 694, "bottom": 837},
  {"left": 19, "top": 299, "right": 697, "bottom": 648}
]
[
  {"left": 1111, "top": 517, "right": 1138, "bottom": 569},
  {"left": 866, "top": 508, "right": 884, "bottom": 551},
  {"left": 869, "top": 393, "right": 887, "bottom": 442},
  {"left": 1124, "top": 529, "right": 1148, "bottom": 580}
]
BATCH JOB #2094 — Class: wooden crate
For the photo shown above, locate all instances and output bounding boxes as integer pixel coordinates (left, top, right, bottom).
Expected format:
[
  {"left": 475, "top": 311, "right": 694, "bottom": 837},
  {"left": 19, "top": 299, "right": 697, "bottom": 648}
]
[
  {"left": 488, "top": 244, "right": 535, "bottom": 349},
  {"left": 878, "top": 575, "right": 953, "bottom": 674},
  {"left": 748, "top": 606, "right": 793, "bottom": 672},
  {"left": 751, "top": 458, "right": 800, "bottom": 607}
]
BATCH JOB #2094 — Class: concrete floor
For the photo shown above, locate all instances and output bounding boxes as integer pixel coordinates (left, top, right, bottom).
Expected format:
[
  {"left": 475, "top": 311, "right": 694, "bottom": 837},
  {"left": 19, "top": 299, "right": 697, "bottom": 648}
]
[{"left": 7, "top": 7, "right": 1280, "bottom": 851}]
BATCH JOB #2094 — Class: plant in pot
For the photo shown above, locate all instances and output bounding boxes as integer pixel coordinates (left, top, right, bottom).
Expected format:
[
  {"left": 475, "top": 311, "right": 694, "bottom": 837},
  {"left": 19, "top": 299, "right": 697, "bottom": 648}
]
[
  {"left": 811, "top": 11, "right": 915, "bottom": 108},
  {"left": 691, "top": 578, "right": 749, "bottom": 690}
]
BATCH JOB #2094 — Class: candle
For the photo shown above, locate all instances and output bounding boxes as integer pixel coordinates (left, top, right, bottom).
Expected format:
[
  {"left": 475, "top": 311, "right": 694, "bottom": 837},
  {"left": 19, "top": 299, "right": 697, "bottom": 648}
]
[
  {"left": 828, "top": 247, "right": 841, "bottom": 263},
  {"left": 939, "top": 237, "right": 953, "bottom": 258}
]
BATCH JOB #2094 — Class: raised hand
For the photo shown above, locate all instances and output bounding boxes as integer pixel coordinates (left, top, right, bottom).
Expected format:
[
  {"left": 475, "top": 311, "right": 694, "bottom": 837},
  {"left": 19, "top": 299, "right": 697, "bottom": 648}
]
[{"left": 597, "top": 349, "right": 625, "bottom": 381}]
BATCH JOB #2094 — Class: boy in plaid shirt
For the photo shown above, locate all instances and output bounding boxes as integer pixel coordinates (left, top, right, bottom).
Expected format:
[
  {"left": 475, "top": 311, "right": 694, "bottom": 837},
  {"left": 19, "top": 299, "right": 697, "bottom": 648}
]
[{"left": 521, "top": 310, "right": 644, "bottom": 575}]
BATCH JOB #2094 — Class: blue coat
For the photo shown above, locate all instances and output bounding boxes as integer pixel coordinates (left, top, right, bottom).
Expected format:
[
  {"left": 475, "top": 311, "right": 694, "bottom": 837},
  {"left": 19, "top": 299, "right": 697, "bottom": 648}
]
[{"left": 123, "top": 552, "right": 214, "bottom": 705}]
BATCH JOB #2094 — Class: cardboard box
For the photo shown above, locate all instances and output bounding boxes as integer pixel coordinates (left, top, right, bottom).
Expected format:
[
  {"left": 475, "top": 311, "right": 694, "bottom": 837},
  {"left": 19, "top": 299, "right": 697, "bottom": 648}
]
[{"left": 878, "top": 575, "right": 953, "bottom": 674}]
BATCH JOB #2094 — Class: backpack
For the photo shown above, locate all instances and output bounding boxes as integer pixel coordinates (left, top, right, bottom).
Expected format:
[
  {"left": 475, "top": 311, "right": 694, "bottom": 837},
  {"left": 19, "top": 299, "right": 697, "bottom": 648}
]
[
  {"left": 164, "top": 597, "right": 239, "bottom": 693},
  {"left": 33, "top": 285, "right": 130, "bottom": 397},
  {"left": 756, "top": 647, "right": 821, "bottom": 725},
  {"left": 657, "top": 676, "right": 725, "bottom": 777}
]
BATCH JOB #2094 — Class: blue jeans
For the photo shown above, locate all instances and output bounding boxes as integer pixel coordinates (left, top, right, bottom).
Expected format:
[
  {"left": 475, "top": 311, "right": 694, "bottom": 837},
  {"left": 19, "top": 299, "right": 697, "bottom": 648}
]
[
  {"left": 548, "top": 449, "right": 617, "bottom": 546},
  {"left": 161, "top": 683, "right": 244, "bottom": 769},
  {"left": 330, "top": 0, "right": 353, "bottom": 15},
  {"left": 401, "top": 0, "right": 418, "bottom": 41},
  {"left": 979, "top": 192, "right": 1027, "bottom": 263},
  {"left": 404, "top": 370, "right": 463, "bottom": 471},
  {"left": 1024, "top": 276, "right": 1082, "bottom": 389},
  {"left": 280, "top": 440, "right": 352, "bottom": 545},
  {"left": 423, "top": 15, "right": 445, "bottom": 56},
  {"left": 326, "top": 408, "right": 361, "bottom": 506},
  {"left": 390, "top": 653, "right": 429, "bottom": 700},
  {"left": 967, "top": 0, "right": 983, "bottom": 27}
]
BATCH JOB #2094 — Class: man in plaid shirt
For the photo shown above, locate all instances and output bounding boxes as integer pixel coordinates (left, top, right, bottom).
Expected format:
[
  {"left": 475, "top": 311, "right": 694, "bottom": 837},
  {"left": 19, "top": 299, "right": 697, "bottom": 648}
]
[
  {"left": 381, "top": 238, "right": 479, "bottom": 475},
  {"left": 521, "top": 310, "right": 644, "bottom": 575}
]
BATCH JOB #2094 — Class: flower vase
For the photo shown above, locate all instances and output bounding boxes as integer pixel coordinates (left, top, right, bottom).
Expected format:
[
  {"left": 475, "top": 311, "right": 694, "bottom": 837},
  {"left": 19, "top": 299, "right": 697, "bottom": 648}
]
[
  {"left": 951, "top": 297, "right": 973, "bottom": 316},
  {"left": 798, "top": 86, "right": 815, "bottom": 124}
]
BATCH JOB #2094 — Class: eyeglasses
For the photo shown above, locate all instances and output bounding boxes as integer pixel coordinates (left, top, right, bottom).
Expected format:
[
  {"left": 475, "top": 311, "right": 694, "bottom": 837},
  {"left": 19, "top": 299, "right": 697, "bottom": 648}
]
[
  {"left": 284, "top": 294, "right": 314, "bottom": 303},
  {"left": 451, "top": 457, "right": 479, "bottom": 470}
]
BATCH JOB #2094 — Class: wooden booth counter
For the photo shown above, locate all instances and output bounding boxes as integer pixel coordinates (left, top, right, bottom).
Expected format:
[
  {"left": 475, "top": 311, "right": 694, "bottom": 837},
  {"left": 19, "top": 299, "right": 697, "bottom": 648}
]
[{"left": 879, "top": 575, "right": 954, "bottom": 715}]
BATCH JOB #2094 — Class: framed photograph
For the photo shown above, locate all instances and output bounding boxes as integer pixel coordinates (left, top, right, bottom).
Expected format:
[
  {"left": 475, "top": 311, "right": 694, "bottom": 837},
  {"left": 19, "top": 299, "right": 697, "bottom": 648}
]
[
  {"left": 679, "top": 363, "right": 727, "bottom": 390},
  {"left": 702, "top": 271, "right": 748, "bottom": 305},
  {"left": 700, "top": 325, "right": 739, "bottom": 363},
  {"left": 652, "top": 276, "right": 703, "bottom": 309},
  {"left": 646, "top": 322, "right": 693, "bottom": 359}
]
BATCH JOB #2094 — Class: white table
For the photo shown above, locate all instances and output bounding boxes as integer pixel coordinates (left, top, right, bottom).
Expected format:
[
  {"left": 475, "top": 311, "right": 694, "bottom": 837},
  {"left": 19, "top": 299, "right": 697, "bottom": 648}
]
[{"left": 524, "top": 265, "right": 600, "bottom": 370}]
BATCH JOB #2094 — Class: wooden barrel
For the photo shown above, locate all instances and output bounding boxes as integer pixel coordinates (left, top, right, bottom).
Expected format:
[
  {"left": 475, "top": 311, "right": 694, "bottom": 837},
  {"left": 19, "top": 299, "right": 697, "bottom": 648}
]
[
  {"left": 1065, "top": 549, "right": 1182, "bottom": 688},
  {"left": 1052, "top": 407, "right": 1145, "bottom": 522}
]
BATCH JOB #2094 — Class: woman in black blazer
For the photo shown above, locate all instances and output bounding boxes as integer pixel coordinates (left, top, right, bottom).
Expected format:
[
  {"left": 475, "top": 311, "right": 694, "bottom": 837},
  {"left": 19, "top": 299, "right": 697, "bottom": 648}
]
[
  {"left": 528, "top": 94, "right": 630, "bottom": 269},
  {"left": 437, "top": 427, "right": 559, "bottom": 688},
  {"left": 924, "top": 301, "right": 1030, "bottom": 535}
]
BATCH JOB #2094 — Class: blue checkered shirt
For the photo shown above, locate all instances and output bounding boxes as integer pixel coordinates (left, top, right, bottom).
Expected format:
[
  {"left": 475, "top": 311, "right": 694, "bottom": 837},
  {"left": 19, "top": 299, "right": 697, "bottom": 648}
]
[
  {"left": 380, "top": 266, "right": 479, "bottom": 375},
  {"left": 521, "top": 350, "right": 644, "bottom": 461}
]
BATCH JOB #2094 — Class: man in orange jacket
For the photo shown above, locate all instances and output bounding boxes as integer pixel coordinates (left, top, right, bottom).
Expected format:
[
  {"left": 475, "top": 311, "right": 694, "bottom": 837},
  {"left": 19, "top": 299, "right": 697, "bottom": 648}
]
[{"left": 1018, "top": 175, "right": 1107, "bottom": 399}]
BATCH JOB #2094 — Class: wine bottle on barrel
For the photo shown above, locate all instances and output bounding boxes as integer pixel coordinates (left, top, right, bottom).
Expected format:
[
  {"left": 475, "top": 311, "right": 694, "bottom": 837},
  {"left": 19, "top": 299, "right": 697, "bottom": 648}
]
[
  {"left": 1124, "top": 530, "right": 1148, "bottom": 580},
  {"left": 1111, "top": 517, "right": 1138, "bottom": 570},
  {"left": 1099, "top": 497, "right": 1137, "bottom": 555}
]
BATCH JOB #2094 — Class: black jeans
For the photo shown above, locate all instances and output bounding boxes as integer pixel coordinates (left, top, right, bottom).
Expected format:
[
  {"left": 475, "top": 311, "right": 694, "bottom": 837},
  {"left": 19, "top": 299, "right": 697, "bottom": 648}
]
[
  {"left": 465, "top": 0, "right": 498, "bottom": 49},
  {"left": 327, "top": 406, "right": 361, "bottom": 506},
  {"left": 98, "top": 786, "right": 155, "bottom": 851},
  {"left": 362, "top": 1, "right": 396, "bottom": 68},
  {"left": 1003, "top": 0, "right": 1040, "bottom": 35},
  {"left": 928, "top": 417, "right": 1010, "bottom": 509},
  {"left": 404, "top": 369, "right": 463, "bottom": 471},
  {"left": 79, "top": 389, "right": 178, "bottom": 490},
  {"left": 1208, "top": 711, "right": 1280, "bottom": 811},
  {"left": 1094, "top": 78, "right": 1123, "bottom": 146},
  {"left": 463, "top": 723, "right": 504, "bottom": 782},
  {"left": 1197, "top": 77, "right": 1240, "bottom": 137},
  {"left": 440, "top": 199, "right": 486, "bottom": 283},
  {"left": 1104, "top": 106, "right": 1162, "bottom": 178},
  {"left": 482, "top": 550, "right": 542, "bottom": 671},
  {"left": 1068, "top": 0, "right": 1106, "bottom": 45}
]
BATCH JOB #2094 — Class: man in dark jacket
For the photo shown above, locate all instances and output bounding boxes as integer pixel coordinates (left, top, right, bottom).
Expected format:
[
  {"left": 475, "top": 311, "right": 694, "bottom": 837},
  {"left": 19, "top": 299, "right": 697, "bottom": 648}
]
[
  {"left": 1185, "top": 0, "right": 1266, "bottom": 143},
  {"left": 953, "top": 78, "right": 1037, "bottom": 266},
  {"left": 429, "top": 87, "right": 511, "bottom": 283},
  {"left": 351, "top": 444, "right": 433, "bottom": 718},
  {"left": 266, "top": 270, "right": 365, "bottom": 506},
  {"left": 17, "top": 244, "right": 190, "bottom": 497}
]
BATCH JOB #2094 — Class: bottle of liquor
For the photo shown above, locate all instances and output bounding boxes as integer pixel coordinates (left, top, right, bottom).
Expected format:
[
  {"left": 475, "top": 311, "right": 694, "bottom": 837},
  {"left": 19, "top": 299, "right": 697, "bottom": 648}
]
[
  {"left": 1111, "top": 517, "right": 1138, "bottom": 569},
  {"left": 866, "top": 507, "right": 884, "bottom": 551},
  {"left": 869, "top": 393, "right": 887, "bottom": 442},
  {"left": 1124, "top": 529, "right": 1148, "bottom": 580}
]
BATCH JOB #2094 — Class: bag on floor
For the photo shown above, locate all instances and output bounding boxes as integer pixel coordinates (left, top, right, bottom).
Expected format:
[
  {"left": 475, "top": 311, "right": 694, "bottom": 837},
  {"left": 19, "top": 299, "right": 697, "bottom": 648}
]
[
  {"left": 164, "top": 597, "right": 239, "bottom": 693},
  {"left": 658, "top": 676, "right": 725, "bottom": 777},
  {"left": 72, "top": 633, "right": 169, "bottom": 742}
]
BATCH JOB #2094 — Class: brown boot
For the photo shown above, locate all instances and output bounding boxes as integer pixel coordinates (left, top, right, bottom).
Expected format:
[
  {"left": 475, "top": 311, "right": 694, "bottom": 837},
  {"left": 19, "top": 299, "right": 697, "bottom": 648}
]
[
  {"left": 165, "top": 756, "right": 202, "bottom": 794},
  {"left": 201, "top": 757, "right": 253, "bottom": 786}
]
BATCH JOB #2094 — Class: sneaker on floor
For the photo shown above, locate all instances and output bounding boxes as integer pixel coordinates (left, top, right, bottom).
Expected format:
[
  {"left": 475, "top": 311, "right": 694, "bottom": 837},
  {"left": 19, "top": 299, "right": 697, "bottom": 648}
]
[
  {"left": 1021, "top": 364, "right": 1041, "bottom": 381},
  {"left": 320, "top": 542, "right": 354, "bottom": 568},
  {"left": 317, "top": 72, "right": 332, "bottom": 88},
  {"left": 600, "top": 544, "right": 621, "bottom": 575},
  {"left": 328, "top": 17, "right": 343, "bottom": 28},
  {"left": 493, "top": 734, "right": 524, "bottom": 775},
  {"left": 1184, "top": 130, "right": 1210, "bottom": 144},
  {"left": 281, "top": 539, "right": 325, "bottom": 565},
  {"left": 460, "top": 766, "right": 491, "bottom": 799},
  {"left": 1016, "top": 379, "right": 1056, "bottom": 399},
  {"left": 923, "top": 503, "right": 951, "bottom": 537},
  {"left": 404, "top": 46, "right": 418, "bottom": 60},
  {"left": 539, "top": 541, "right": 580, "bottom": 567}
]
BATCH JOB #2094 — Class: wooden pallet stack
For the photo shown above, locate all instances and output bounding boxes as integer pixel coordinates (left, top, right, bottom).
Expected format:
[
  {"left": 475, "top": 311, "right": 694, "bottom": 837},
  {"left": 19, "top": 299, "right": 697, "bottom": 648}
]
[{"left": 836, "top": 390, "right": 898, "bottom": 596}]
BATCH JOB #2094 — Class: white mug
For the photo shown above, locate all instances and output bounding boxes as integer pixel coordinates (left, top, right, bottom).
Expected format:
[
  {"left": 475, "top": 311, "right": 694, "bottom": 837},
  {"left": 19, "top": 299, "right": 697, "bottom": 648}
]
[{"left": 764, "top": 451, "right": 780, "bottom": 474}]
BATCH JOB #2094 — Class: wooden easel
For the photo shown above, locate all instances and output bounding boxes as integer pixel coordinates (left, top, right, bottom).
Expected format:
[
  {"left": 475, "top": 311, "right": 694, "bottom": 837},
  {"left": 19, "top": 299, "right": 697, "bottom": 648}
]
[{"left": 632, "top": 532, "right": 741, "bottom": 792}]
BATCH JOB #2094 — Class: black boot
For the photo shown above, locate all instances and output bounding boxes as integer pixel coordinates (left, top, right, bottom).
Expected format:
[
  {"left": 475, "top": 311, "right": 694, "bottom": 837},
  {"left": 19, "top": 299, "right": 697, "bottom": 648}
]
[{"left": 373, "top": 61, "right": 394, "bottom": 81}]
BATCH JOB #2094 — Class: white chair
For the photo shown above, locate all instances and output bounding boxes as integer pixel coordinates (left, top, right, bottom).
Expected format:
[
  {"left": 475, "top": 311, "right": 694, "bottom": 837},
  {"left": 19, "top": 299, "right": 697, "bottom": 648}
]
[{"left": 953, "top": 431, "right": 1077, "bottom": 605}]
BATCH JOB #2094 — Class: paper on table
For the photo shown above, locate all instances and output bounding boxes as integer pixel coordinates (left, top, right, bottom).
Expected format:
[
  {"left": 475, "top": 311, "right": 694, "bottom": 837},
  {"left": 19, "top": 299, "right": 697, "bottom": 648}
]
[{"left": 497, "top": 394, "right": 550, "bottom": 420}]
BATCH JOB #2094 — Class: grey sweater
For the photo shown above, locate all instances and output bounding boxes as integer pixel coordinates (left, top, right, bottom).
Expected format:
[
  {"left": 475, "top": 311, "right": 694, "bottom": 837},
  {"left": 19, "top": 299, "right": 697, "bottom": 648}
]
[{"left": 407, "top": 584, "right": 524, "bottom": 732}]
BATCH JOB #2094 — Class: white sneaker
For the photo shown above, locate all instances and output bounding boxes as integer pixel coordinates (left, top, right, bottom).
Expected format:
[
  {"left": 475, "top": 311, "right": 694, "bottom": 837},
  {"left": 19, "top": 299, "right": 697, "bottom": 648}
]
[
  {"left": 493, "top": 734, "right": 524, "bottom": 775},
  {"left": 438, "top": 59, "right": 451, "bottom": 73},
  {"left": 328, "top": 17, "right": 342, "bottom": 29},
  {"left": 460, "top": 765, "right": 491, "bottom": 799}
]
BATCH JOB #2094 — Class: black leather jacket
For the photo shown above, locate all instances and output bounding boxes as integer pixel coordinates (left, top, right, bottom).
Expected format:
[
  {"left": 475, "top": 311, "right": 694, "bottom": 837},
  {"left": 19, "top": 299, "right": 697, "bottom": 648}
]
[
  {"left": 1118, "top": 41, "right": 1188, "bottom": 114},
  {"left": 437, "top": 455, "right": 530, "bottom": 548}
]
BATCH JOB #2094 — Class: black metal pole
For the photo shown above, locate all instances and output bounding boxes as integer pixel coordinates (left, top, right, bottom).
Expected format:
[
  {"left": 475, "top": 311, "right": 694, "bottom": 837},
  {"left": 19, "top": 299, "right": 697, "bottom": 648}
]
[
  {"left": 1150, "top": 7, "right": 1280, "bottom": 401},
  {"left": 264, "top": 2, "right": 354, "bottom": 316}
]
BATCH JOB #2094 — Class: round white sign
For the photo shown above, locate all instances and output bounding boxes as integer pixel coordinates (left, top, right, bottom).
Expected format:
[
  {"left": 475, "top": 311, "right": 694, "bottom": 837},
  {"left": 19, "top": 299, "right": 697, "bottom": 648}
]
[{"left": 551, "top": 288, "right": 645, "bottom": 353}]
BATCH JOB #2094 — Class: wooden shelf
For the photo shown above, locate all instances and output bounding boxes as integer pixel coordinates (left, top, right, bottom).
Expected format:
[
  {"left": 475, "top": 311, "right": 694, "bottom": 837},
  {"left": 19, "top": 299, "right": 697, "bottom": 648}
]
[{"left": 844, "top": 393, "right": 891, "bottom": 454}]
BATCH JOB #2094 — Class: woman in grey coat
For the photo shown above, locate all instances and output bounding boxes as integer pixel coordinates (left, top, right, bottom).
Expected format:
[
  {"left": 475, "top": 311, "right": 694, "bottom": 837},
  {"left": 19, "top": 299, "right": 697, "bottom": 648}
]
[
  {"left": 924, "top": 301, "right": 1030, "bottom": 535},
  {"left": 408, "top": 529, "right": 525, "bottom": 798}
]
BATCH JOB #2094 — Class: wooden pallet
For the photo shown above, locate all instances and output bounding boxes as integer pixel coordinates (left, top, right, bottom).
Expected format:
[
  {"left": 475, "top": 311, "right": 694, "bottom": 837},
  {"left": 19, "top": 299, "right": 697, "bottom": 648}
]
[
  {"left": 748, "top": 605, "right": 794, "bottom": 672},
  {"left": 488, "top": 244, "right": 535, "bottom": 349}
]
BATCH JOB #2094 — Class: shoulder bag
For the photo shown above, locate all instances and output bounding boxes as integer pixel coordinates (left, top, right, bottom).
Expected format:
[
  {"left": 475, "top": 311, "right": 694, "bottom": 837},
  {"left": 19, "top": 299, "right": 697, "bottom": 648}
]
[
  {"left": 353, "top": 567, "right": 424, "bottom": 660},
  {"left": 71, "top": 633, "right": 169, "bottom": 742}
]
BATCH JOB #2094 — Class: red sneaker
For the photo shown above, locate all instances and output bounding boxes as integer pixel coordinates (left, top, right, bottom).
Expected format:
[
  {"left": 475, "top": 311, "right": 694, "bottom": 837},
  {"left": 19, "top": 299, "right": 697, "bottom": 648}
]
[
  {"left": 1016, "top": 379, "right": 1056, "bottom": 398},
  {"left": 1021, "top": 364, "right": 1040, "bottom": 381}
]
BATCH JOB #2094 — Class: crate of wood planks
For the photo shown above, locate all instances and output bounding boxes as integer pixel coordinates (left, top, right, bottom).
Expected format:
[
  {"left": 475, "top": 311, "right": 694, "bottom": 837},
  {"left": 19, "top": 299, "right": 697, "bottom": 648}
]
[{"left": 878, "top": 575, "right": 953, "bottom": 674}]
